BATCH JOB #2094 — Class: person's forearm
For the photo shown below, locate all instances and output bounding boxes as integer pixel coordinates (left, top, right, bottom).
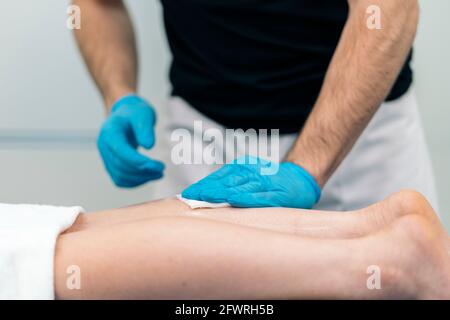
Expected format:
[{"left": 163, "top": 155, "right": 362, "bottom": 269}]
[
  {"left": 287, "top": 0, "right": 419, "bottom": 187},
  {"left": 72, "top": 0, "right": 138, "bottom": 110}
]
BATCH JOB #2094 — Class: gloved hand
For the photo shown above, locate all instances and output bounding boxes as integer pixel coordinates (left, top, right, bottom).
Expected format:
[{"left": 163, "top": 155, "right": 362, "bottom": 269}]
[
  {"left": 97, "top": 94, "right": 165, "bottom": 188},
  {"left": 182, "top": 156, "right": 321, "bottom": 209}
]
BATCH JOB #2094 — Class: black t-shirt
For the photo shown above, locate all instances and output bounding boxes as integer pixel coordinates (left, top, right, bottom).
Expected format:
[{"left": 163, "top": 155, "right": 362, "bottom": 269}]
[{"left": 161, "top": 0, "right": 413, "bottom": 133}]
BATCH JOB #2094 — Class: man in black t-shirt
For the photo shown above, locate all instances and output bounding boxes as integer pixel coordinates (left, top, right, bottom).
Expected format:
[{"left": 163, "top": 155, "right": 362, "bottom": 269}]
[{"left": 74, "top": 0, "right": 438, "bottom": 210}]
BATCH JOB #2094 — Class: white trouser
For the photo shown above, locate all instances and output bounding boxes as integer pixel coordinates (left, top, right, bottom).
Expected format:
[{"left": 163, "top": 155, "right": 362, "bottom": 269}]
[{"left": 165, "top": 88, "right": 439, "bottom": 212}]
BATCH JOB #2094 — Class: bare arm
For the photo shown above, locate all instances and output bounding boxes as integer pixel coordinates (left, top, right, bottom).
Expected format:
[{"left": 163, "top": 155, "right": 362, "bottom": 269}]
[
  {"left": 72, "top": 0, "right": 138, "bottom": 109},
  {"left": 287, "top": 0, "right": 419, "bottom": 187}
]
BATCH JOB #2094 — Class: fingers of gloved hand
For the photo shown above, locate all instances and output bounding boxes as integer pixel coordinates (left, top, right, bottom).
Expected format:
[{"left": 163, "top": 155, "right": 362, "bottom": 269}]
[
  {"left": 181, "top": 180, "right": 211, "bottom": 200},
  {"left": 193, "top": 169, "right": 261, "bottom": 201},
  {"left": 184, "top": 181, "right": 243, "bottom": 203},
  {"left": 198, "top": 181, "right": 264, "bottom": 203},
  {"left": 197, "top": 163, "right": 258, "bottom": 187},
  {"left": 107, "top": 129, "right": 165, "bottom": 174},
  {"left": 215, "top": 171, "right": 252, "bottom": 187},
  {"left": 97, "top": 124, "right": 164, "bottom": 187},
  {"left": 181, "top": 165, "right": 240, "bottom": 199},
  {"left": 105, "top": 145, "right": 164, "bottom": 178},
  {"left": 102, "top": 157, "right": 161, "bottom": 188},
  {"left": 227, "top": 192, "right": 278, "bottom": 208},
  {"left": 100, "top": 145, "right": 163, "bottom": 186},
  {"left": 129, "top": 106, "right": 156, "bottom": 149}
]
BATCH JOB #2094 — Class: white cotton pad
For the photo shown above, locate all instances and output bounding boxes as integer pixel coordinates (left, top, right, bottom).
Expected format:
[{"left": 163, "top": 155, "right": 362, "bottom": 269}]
[{"left": 176, "top": 194, "right": 230, "bottom": 209}]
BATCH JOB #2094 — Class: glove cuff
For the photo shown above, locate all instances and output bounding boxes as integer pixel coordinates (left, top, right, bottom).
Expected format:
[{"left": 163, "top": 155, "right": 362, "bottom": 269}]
[
  {"left": 111, "top": 94, "right": 146, "bottom": 113},
  {"left": 286, "top": 162, "right": 322, "bottom": 204}
]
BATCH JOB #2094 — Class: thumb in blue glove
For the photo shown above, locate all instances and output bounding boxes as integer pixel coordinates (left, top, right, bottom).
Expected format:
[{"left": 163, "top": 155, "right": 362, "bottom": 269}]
[
  {"left": 97, "top": 94, "right": 165, "bottom": 188},
  {"left": 182, "top": 156, "right": 321, "bottom": 209}
]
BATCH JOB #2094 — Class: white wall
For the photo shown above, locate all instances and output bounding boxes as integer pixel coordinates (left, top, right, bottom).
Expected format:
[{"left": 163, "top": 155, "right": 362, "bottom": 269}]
[
  {"left": 414, "top": 0, "right": 450, "bottom": 230},
  {"left": 0, "top": 0, "right": 174, "bottom": 210},
  {"left": 0, "top": 1, "right": 449, "bottom": 230}
]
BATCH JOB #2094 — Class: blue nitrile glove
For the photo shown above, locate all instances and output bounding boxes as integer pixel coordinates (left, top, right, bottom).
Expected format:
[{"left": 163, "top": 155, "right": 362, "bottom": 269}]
[
  {"left": 182, "top": 156, "right": 321, "bottom": 209},
  {"left": 97, "top": 94, "right": 165, "bottom": 188}
]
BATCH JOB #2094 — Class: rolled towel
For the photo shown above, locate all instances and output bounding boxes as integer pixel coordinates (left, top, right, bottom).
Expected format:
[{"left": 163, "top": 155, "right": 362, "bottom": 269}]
[{"left": 0, "top": 203, "right": 83, "bottom": 300}]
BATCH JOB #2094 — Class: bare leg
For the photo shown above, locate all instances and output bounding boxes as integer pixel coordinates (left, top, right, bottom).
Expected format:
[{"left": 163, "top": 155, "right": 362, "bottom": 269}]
[
  {"left": 71, "top": 191, "right": 445, "bottom": 240},
  {"left": 54, "top": 206, "right": 450, "bottom": 300}
]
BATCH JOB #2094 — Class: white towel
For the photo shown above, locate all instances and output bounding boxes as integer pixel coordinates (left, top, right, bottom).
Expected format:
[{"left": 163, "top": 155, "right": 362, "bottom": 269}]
[
  {"left": 0, "top": 203, "right": 83, "bottom": 300},
  {"left": 176, "top": 195, "right": 230, "bottom": 209}
]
